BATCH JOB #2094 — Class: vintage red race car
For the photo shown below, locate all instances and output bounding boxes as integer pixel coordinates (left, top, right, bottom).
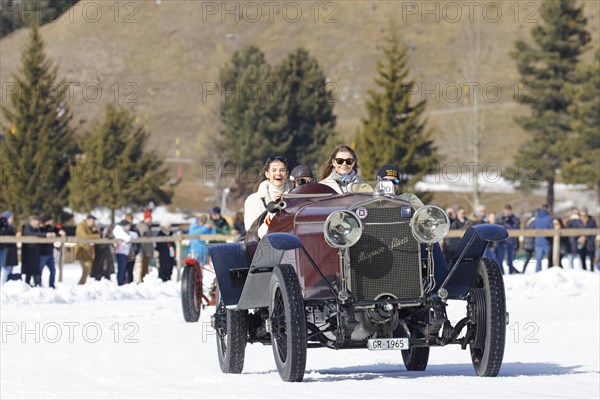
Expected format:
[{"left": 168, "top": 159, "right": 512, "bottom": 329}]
[{"left": 209, "top": 182, "right": 509, "bottom": 382}]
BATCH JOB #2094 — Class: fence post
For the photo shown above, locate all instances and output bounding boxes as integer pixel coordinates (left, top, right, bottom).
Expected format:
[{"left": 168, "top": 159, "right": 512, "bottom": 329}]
[
  {"left": 175, "top": 234, "right": 182, "bottom": 282},
  {"left": 58, "top": 237, "right": 65, "bottom": 283},
  {"left": 552, "top": 228, "right": 561, "bottom": 267}
]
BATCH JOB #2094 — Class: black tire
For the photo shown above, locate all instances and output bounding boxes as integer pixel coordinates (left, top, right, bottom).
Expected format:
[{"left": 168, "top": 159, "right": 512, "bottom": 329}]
[
  {"left": 214, "top": 286, "right": 248, "bottom": 373},
  {"left": 181, "top": 267, "right": 201, "bottom": 322},
  {"left": 269, "top": 264, "right": 307, "bottom": 382},
  {"left": 469, "top": 257, "right": 506, "bottom": 377},
  {"left": 401, "top": 337, "right": 429, "bottom": 371}
]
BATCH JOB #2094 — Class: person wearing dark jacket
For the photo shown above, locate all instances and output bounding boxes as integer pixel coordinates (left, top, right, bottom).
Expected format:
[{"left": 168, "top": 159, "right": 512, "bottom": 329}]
[
  {"left": 578, "top": 208, "right": 597, "bottom": 271},
  {"left": 566, "top": 208, "right": 584, "bottom": 269},
  {"left": 22, "top": 216, "right": 56, "bottom": 287},
  {"left": 39, "top": 215, "right": 66, "bottom": 288},
  {"left": 155, "top": 222, "right": 176, "bottom": 281},
  {"left": 209, "top": 207, "right": 231, "bottom": 235},
  {"left": 496, "top": 205, "right": 521, "bottom": 274},
  {"left": 91, "top": 224, "right": 115, "bottom": 281},
  {"left": 520, "top": 214, "right": 536, "bottom": 273},
  {"left": 552, "top": 217, "right": 570, "bottom": 268},
  {"left": 0, "top": 211, "right": 19, "bottom": 284},
  {"left": 533, "top": 204, "right": 554, "bottom": 272},
  {"left": 443, "top": 207, "right": 472, "bottom": 269}
]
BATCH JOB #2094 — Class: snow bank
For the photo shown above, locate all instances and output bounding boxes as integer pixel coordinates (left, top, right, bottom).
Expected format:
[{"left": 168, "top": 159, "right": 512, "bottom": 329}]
[
  {"left": 3, "top": 264, "right": 597, "bottom": 306},
  {"left": 504, "top": 267, "right": 600, "bottom": 300},
  {"left": 0, "top": 272, "right": 180, "bottom": 306}
]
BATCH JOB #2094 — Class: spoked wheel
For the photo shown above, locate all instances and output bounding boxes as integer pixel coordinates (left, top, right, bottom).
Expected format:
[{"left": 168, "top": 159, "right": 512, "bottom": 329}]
[
  {"left": 468, "top": 257, "right": 507, "bottom": 377},
  {"left": 181, "top": 266, "right": 202, "bottom": 322},
  {"left": 214, "top": 286, "right": 248, "bottom": 373},
  {"left": 269, "top": 264, "right": 307, "bottom": 382}
]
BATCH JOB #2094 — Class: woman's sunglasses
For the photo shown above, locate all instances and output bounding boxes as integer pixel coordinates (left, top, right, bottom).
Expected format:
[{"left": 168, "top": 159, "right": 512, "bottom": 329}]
[{"left": 334, "top": 158, "right": 355, "bottom": 166}]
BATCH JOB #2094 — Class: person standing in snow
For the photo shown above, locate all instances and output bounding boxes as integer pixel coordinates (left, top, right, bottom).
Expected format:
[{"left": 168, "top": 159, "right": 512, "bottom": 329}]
[
  {"left": 113, "top": 220, "right": 134, "bottom": 286},
  {"left": 0, "top": 211, "right": 18, "bottom": 285},
  {"left": 188, "top": 215, "right": 214, "bottom": 266},
  {"left": 39, "top": 215, "right": 66, "bottom": 288},
  {"left": 22, "top": 215, "right": 55, "bottom": 287},
  {"left": 136, "top": 209, "right": 154, "bottom": 282},
  {"left": 75, "top": 215, "right": 101, "bottom": 285},
  {"left": 533, "top": 204, "right": 554, "bottom": 272},
  {"left": 155, "top": 221, "right": 177, "bottom": 281}
]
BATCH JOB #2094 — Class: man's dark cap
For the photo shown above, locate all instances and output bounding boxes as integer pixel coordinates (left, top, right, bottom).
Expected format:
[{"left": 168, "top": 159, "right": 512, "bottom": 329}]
[
  {"left": 290, "top": 165, "right": 314, "bottom": 180},
  {"left": 376, "top": 164, "right": 400, "bottom": 179}
]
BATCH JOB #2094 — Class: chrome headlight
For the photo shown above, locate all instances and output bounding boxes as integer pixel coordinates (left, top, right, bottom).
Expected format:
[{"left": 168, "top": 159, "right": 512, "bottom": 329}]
[
  {"left": 323, "top": 210, "right": 363, "bottom": 248},
  {"left": 410, "top": 205, "right": 450, "bottom": 244}
]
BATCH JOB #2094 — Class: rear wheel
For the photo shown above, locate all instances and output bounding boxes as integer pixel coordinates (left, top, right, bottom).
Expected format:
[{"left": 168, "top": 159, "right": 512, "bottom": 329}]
[
  {"left": 181, "top": 266, "right": 201, "bottom": 322},
  {"left": 269, "top": 264, "right": 307, "bottom": 382},
  {"left": 214, "top": 286, "right": 248, "bottom": 373},
  {"left": 469, "top": 257, "right": 506, "bottom": 377}
]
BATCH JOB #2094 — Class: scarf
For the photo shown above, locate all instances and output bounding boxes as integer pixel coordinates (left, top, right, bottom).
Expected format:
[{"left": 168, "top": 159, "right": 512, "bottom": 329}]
[
  {"left": 329, "top": 169, "right": 358, "bottom": 192},
  {"left": 267, "top": 182, "right": 285, "bottom": 202}
]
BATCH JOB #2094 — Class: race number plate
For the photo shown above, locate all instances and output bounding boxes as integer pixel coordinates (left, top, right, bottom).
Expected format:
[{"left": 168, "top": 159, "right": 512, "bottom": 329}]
[{"left": 367, "top": 338, "right": 409, "bottom": 351}]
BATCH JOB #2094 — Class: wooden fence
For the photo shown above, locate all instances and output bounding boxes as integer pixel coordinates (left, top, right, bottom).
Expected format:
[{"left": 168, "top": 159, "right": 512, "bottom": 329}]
[
  {"left": 0, "top": 234, "right": 231, "bottom": 283},
  {"left": 0, "top": 229, "right": 598, "bottom": 282}
]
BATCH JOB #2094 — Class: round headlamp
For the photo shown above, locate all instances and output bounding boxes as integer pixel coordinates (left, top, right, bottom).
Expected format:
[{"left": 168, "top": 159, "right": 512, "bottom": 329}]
[
  {"left": 410, "top": 205, "right": 450, "bottom": 244},
  {"left": 323, "top": 210, "right": 363, "bottom": 248}
]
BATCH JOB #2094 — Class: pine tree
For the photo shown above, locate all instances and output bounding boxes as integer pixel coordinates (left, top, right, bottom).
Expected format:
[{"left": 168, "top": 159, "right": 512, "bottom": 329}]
[
  {"left": 220, "top": 45, "right": 290, "bottom": 195},
  {"left": 508, "top": 0, "right": 590, "bottom": 207},
  {"left": 1, "top": 0, "right": 78, "bottom": 38},
  {"left": 355, "top": 22, "right": 438, "bottom": 200},
  {"left": 68, "top": 104, "right": 172, "bottom": 223},
  {"left": 562, "top": 49, "right": 600, "bottom": 189},
  {"left": 0, "top": 24, "right": 77, "bottom": 223},
  {"left": 273, "top": 48, "right": 337, "bottom": 168}
]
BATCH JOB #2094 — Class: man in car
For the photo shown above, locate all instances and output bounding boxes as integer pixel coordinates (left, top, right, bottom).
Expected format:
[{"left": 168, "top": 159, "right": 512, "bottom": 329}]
[
  {"left": 376, "top": 164, "right": 447, "bottom": 282},
  {"left": 289, "top": 164, "right": 316, "bottom": 190},
  {"left": 376, "top": 164, "right": 423, "bottom": 207}
]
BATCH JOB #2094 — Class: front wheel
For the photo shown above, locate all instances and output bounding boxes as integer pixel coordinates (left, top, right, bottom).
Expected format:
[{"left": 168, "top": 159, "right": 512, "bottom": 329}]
[
  {"left": 269, "top": 264, "right": 307, "bottom": 382},
  {"left": 181, "top": 266, "right": 201, "bottom": 322},
  {"left": 214, "top": 286, "right": 248, "bottom": 373},
  {"left": 469, "top": 257, "right": 506, "bottom": 377}
]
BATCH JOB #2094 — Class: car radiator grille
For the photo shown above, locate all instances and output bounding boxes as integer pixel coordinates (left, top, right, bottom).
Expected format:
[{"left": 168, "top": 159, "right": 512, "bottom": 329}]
[{"left": 349, "top": 201, "right": 422, "bottom": 301}]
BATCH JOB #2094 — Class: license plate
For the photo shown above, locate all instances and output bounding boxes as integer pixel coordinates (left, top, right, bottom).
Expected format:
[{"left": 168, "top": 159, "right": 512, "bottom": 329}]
[{"left": 367, "top": 338, "right": 409, "bottom": 351}]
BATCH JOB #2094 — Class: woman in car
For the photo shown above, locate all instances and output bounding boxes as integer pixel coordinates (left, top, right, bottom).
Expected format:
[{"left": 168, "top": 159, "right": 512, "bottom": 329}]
[
  {"left": 244, "top": 156, "right": 289, "bottom": 231},
  {"left": 319, "top": 144, "right": 361, "bottom": 194}
]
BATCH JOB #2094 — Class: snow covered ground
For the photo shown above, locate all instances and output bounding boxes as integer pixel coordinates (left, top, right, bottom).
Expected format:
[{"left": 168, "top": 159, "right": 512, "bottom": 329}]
[{"left": 1, "top": 259, "right": 598, "bottom": 399}]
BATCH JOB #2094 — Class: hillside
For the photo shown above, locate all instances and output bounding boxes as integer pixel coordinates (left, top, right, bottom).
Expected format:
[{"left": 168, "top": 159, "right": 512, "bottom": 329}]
[{"left": 1, "top": 0, "right": 598, "bottom": 212}]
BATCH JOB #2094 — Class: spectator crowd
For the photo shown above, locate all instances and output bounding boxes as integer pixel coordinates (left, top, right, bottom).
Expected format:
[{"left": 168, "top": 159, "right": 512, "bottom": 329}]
[{"left": 0, "top": 208, "right": 237, "bottom": 287}]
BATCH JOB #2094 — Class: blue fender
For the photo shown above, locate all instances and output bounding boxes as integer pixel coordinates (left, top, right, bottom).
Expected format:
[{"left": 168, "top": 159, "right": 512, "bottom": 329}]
[
  {"left": 236, "top": 233, "right": 303, "bottom": 310},
  {"left": 439, "top": 225, "right": 508, "bottom": 298},
  {"left": 208, "top": 243, "right": 250, "bottom": 307}
]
